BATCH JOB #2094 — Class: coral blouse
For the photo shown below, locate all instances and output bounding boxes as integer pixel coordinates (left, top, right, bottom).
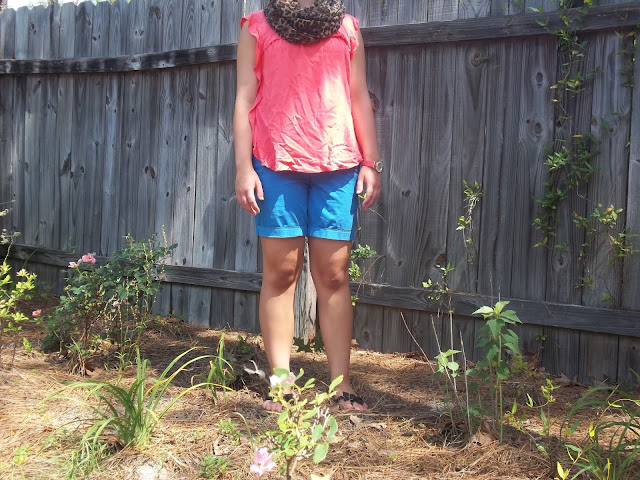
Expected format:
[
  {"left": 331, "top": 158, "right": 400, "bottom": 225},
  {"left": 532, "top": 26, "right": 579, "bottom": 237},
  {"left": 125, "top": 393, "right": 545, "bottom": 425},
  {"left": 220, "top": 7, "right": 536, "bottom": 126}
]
[{"left": 241, "top": 11, "right": 364, "bottom": 173}]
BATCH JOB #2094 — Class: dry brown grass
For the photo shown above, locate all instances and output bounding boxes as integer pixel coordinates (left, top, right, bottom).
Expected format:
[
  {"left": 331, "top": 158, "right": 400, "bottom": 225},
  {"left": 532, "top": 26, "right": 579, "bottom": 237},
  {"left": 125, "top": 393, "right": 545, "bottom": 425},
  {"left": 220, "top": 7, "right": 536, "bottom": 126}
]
[{"left": 0, "top": 308, "right": 633, "bottom": 480}]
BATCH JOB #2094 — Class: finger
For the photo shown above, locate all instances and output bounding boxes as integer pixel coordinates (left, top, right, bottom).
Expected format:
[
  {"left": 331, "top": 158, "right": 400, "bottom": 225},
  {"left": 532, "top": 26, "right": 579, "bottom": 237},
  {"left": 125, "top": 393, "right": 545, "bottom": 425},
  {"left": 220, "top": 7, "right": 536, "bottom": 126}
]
[
  {"left": 363, "top": 178, "right": 380, "bottom": 210},
  {"left": 247, "top": 191, "right": 260, "bottom": 216},
  {"left": 356, "top": 171, "right": 365, "bottom": 195},
  {"left": 256, "top": 179, "right": 264, "bottom": 201}
]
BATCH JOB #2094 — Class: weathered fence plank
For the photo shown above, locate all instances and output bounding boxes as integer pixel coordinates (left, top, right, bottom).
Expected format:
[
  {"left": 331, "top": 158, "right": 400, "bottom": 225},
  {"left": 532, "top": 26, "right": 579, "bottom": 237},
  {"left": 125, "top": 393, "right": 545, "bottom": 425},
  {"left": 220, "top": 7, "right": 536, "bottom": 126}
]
[
  {"left": 618, "top": 23, "right": 640, "bottom": 388},
  {"left": 56, "top": 3, "right": 75, "bottom": 253},
  {"left": 476, "top": 40, "right": 510, "bottom": 300},
  {"left": 448, "top": 42, "right": 489, "bottom": 294},
  {"left": 0, "top": 8, "right": 15, "bottom": 227},
  {"left": 382, "top": 46, "right": 425, "bottom": 352},
  {"left": 189, "top": 0, "right": 223, "bottom": 328},
  {"left": 352, "top": 45, "right": 391, "bottom": 351}
]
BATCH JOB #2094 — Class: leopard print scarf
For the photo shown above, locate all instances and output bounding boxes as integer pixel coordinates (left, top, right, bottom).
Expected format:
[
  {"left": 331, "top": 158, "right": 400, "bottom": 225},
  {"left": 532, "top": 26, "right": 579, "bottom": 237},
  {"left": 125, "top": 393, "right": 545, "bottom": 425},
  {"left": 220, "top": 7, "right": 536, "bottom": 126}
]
[{"left": 264, "top": 0, "right": 346, "bottom": 44}]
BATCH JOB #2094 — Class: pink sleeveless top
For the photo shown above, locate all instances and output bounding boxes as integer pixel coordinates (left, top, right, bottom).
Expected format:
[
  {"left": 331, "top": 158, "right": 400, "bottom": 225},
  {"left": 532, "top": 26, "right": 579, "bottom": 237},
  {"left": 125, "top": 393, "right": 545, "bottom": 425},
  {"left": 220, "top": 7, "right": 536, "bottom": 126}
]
[{"left": 241, "top": 11, "right": 363, "bottom": 173}]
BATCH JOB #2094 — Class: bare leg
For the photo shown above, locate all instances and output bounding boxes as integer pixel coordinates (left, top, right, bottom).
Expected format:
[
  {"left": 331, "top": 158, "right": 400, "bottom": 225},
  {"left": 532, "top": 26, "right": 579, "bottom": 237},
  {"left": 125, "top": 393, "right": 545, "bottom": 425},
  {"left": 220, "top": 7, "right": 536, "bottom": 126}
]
[
  {"left": 308, "top": 237, "right": 367, "bottom": 411},
  {"left": 259, "top": 236, "right": 305, "bottom": 411}
]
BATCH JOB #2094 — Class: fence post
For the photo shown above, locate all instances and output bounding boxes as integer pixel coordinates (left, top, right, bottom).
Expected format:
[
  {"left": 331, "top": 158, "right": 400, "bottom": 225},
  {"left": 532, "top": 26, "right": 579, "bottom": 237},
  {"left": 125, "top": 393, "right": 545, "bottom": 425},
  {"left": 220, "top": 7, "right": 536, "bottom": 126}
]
[{"left": 293, "top": 239, "right": 317, "bottom": 342}]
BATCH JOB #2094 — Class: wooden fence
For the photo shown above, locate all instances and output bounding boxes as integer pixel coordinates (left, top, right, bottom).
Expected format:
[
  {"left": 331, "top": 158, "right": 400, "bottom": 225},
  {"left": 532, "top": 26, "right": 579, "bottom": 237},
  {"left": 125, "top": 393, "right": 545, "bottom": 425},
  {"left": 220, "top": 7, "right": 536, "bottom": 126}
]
[{"left": 1, "top": 0, "right": 639, "bottom": 386}]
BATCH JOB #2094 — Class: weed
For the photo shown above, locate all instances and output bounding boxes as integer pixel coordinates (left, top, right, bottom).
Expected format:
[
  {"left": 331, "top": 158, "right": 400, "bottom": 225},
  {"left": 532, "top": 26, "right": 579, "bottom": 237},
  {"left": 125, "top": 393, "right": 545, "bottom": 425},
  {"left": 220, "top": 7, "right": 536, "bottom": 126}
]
[
  {"left": 557, "top": 387, "right": 640, "bottom": 479},
  {"left": 50, "top": 347, "right": 218, "bottom": 474},
  {"left": 257, "top": 369, "right": 341, "bottom": 479},
  {"left": 200, "top": 454, "right": 230, "bottom": 478},
  {"left": 469, "top": 301, "right": 522, "bottom": 443}
]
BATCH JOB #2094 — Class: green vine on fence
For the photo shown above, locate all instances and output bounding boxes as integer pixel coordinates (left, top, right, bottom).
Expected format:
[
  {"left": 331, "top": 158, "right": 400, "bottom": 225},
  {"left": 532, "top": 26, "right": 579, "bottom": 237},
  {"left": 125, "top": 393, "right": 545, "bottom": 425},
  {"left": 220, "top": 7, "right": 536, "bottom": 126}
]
[{"left": 533, "top": 0, "right": 637, "bottom": 302}]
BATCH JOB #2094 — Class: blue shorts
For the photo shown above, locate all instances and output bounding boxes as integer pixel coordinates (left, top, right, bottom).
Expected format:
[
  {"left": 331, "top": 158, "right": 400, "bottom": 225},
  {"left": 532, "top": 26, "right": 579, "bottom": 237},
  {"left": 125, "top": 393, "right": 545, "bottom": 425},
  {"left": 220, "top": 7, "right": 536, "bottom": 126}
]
[{"left": 253, "top": 157, "right": 359, "bottom": 241}]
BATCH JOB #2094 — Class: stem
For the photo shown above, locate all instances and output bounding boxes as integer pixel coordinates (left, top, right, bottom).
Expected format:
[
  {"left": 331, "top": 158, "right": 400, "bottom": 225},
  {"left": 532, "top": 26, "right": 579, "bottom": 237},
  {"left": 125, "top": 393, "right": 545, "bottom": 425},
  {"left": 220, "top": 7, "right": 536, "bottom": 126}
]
[
  {"left": 286, "top": 455, "right": 299, "bottom": 480},
  {"left": 498, "top": 335, "right": 503, "bottom": 443}
]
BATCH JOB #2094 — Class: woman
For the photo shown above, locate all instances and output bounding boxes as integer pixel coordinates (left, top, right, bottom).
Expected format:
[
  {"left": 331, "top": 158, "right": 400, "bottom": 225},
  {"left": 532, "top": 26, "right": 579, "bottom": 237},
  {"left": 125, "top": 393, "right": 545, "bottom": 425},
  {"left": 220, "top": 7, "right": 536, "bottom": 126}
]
[{"left": 233, "top": 0, "right": 381, "bottom": 412}]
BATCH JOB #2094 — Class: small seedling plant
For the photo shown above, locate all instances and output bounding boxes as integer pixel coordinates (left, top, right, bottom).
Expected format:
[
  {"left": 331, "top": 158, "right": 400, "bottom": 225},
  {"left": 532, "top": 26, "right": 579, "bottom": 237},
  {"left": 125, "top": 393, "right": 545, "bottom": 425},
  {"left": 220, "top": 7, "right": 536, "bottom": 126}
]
[
  {"left": 469, "top": 301, "right": 522, "bottom": 442},
  {"left": 255, "top": 369, "right": 340, "bottom": 479}
]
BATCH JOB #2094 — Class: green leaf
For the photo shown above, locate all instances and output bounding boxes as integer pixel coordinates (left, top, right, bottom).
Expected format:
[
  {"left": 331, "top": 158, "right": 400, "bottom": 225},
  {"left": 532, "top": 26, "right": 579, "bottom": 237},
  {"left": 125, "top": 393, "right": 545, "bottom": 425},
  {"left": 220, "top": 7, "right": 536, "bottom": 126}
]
[
  {"left": 311, "top": 424, "right": 324, "bottom": 442},
  {"left": 486, "top": 318, "right": 504, "bottom": 340},
  {"left": 328, "top": 375, "right": 344, "bottom": 392},
  {"left": 501, "top": 310, "right": 521, "bottom": 324},
  {"left": 496, "top": 363, "right": 509, "bottom": 380},
  {"left": 327, "top": 417, "right": 338, "bottom": 439},
  {"left": 272, "top": 368, "right": 290, "bottom": 378},
  {"left": 494, "top": 300, "right": 510, "bottom": 313},
  {"left": 313, "top": 443, "right": 329, "bottom": 464},
  {"left": 540, "top": 409, "right": 548, "bottom": 426},
  {"left": 473, "top": 306, "right": 494, "bottom": 316}
]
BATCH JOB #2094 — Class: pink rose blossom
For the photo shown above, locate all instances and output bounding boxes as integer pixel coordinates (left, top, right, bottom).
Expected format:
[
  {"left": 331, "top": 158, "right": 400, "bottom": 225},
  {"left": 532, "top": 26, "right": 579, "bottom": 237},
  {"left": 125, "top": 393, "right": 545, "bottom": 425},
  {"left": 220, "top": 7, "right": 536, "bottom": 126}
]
[
  {"left": 32, "top": 309, "right": 42, "bottom": 318},
  {"left": 250, "top": 447, "right": 276, "bottom": 477},
  {"left": 81, "top": 253, "right": 96, "bottom": 264},
  {"left": 269, "top": 371, "right": 296, "bottom": 387}
]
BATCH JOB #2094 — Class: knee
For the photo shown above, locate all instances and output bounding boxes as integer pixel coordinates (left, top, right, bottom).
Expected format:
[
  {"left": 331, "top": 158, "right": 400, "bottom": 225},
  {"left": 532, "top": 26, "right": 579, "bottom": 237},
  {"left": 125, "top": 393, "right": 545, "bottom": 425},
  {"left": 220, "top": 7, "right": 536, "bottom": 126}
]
[
  {"left": 263, "top": 259, "right": 302, "bottom": 292},
  {"left": 312, "top": 265, "right": 350, "bottom": 294}
]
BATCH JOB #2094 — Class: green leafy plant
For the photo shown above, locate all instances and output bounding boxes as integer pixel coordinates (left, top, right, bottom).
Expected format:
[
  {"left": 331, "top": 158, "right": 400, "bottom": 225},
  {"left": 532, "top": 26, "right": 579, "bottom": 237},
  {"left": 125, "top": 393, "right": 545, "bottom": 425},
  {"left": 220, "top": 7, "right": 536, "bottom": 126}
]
[
  {"left": 349, "top": 244, "right": 376, "bottom": 305},
  {"left": 257, "top": 369, "right": 341, "bottom": 480},
  {"left": 456, "top": 180, "right": 483, "bottom": 264},
  {"left": 50, "top": 347, "right": 217, "bottom": 473},
  {"left": 0, "top": 261, "right": 37, "bottom": 368},
  {"left": 194, "top": 333, "right": 235, "bottom": 404},
  {"left": 200, "top": 454, "right": 230, "bottom": 478},
  {"left": 43, "top": 234, "right": 176, "bottom": 370},
  {"left": 557, "top": 387, "right": 640, "bottom": 480},
  {"left": 469, "top": 301, "right": 522, "bottom": 442}
]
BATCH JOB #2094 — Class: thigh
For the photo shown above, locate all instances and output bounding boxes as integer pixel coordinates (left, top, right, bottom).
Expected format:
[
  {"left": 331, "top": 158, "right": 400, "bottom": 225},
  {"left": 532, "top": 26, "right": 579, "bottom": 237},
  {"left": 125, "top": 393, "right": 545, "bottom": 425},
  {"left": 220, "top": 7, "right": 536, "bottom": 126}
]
[
  {"left": 308, "top": 236, "right": 351, "bottom": 280},
  {"left": 261, "top": 236, "right": 306, "bottom": 286},
  {"left": 307, "top": 166, "right": 359, "bottom": 241},
  {"left": 253, "top": 157, "right": 309, "bottom": 238}
]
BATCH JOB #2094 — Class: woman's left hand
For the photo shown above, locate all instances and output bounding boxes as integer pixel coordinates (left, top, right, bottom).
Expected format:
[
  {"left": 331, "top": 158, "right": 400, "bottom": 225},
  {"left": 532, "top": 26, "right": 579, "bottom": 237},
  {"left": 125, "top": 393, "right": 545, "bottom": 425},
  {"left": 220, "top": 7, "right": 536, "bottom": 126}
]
[{"left": 356, "top": 166, "right": 381, "bottom": 210}]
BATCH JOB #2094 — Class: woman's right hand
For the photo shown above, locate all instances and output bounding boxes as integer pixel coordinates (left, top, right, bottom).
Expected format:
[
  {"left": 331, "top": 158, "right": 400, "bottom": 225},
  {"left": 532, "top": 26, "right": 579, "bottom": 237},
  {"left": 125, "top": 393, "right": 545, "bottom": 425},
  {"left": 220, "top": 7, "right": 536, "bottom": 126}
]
[{"left": 235, "top": 167, "right": 264, "bottom": 216}]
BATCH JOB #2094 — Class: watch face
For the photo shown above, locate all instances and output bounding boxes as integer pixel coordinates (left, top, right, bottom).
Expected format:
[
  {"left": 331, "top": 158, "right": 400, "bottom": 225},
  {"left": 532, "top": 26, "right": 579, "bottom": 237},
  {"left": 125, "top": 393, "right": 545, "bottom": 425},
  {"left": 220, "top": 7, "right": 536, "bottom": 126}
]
[{"left": 374, "top": 161, "right": 383, "bottom": 173}]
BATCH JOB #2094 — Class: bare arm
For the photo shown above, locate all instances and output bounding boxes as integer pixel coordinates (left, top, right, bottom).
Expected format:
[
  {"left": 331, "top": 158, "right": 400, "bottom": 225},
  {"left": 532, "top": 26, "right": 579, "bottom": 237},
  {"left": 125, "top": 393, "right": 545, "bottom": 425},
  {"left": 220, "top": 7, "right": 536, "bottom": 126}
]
[
  {"left": 350, "top": 29, "right": 381, "bottom": 210},
  {"left": 233, "top": 22, "right": 263, "bottom": 215}
]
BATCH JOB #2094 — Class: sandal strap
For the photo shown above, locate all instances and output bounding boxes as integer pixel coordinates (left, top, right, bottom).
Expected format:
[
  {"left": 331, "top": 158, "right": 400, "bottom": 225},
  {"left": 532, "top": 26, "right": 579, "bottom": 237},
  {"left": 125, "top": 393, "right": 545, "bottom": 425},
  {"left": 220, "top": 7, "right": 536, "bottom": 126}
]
[
  {"left": 333, "top": 391, "right": 365, "bottom": 406},
  {"left": 265, "top": 393, "right": 294, "bottom": 403}
]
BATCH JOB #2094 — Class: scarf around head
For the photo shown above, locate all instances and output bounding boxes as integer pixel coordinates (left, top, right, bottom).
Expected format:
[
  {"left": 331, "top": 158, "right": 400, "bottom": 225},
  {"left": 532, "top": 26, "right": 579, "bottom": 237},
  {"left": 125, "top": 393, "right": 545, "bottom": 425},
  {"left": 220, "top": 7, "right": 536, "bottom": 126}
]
[{"left": 263, "top": 0, "right": 346, "bottom": 44}]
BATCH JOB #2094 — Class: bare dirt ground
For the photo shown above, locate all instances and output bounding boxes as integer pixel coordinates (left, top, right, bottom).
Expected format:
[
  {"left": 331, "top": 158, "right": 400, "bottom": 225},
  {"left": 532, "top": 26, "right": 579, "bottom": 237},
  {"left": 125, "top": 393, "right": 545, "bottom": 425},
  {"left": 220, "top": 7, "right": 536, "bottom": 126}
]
[{"left": 0, "top": 297, "right": 637, "bottom": 480}]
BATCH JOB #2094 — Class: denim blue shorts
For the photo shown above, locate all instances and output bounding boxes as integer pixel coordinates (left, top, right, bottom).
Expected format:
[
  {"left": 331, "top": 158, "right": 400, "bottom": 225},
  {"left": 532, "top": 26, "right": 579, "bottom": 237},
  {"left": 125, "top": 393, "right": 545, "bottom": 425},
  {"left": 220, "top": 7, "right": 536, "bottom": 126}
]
[{"left": 252, "top": 157, "right": 359, "bottom": 241}]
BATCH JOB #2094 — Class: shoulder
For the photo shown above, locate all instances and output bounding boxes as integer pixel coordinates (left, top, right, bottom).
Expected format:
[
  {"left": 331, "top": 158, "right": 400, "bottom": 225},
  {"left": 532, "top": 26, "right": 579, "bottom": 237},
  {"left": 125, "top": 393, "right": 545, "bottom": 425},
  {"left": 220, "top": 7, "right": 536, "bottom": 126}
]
[
  {"left": 342, "top": 14, "right": 360, "bottom": 33},
  {"left": 240, "top": 10, "right": 268, "bottom": 32}
]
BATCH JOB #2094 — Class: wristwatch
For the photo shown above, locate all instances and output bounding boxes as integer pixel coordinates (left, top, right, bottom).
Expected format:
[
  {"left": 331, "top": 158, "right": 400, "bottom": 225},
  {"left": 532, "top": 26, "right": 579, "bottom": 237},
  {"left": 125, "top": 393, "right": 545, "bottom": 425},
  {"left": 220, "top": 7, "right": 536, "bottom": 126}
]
[{"left": 373, "top": 161, "right": 384, "bottom": 173}]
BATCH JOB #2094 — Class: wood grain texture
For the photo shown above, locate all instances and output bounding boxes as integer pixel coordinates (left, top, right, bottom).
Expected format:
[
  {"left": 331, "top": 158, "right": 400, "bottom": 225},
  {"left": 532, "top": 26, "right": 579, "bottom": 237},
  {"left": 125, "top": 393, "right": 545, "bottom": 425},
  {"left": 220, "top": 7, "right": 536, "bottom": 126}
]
[
  {"left": 0, "top": 8, "right": 15, "bottom": 231},
  {"left": 382, "top": 47, "right": 424, "bottom": 352},
  {"left": 458, "top": 0, "right": 491, "bottom": 20},
  {"left": 622, "top": 17, "right": 640, "bottom": 311},
  {"left": 189, "top": 0, "right": 223, "bottom": 328},
  {"left": 476, "top": 40, "right": 510, "bottom": 300},
  {"left": 582, "top": 32, "right": 631, "bottom": 309},
  {"left": 169, "top": 0, "right": 199, "bottom": 318},
  {"left": 448, "top": 42, "right": 489, "bottom": 294},
  {"left": 508, "top": 36, "right": 555, "bottom": 301},
  {"left": 22, "top": 6, "right": 46, "bottom": 246},
  {"left": 56, "top": 3, "right": 75, "bottom": 252}
]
